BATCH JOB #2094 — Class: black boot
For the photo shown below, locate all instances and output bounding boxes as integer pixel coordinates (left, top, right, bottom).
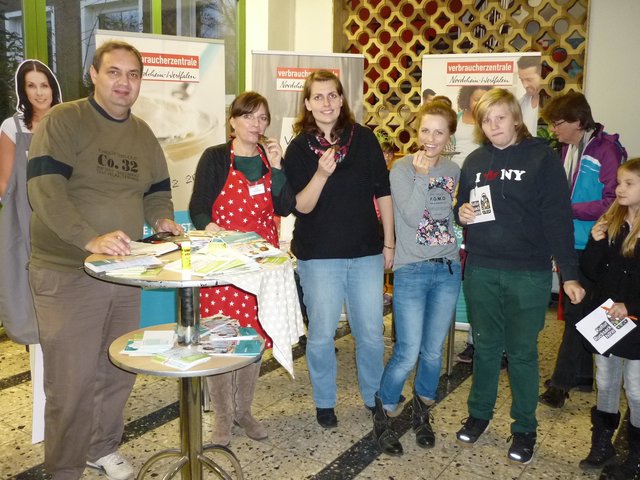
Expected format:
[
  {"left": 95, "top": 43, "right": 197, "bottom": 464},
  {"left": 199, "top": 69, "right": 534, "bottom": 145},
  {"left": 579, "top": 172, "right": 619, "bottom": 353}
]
[
  {"left": 602, "top": 422, "right": 640, "bottom": 480},
  {"left": 412, "top": 395, "right": 435, "bottom": 448},
  {"left": 579, "top": 407, "right": 620, "bottom": 470},
  {"left": 372, "top": 395, "right": 403, "bottom": 456}
]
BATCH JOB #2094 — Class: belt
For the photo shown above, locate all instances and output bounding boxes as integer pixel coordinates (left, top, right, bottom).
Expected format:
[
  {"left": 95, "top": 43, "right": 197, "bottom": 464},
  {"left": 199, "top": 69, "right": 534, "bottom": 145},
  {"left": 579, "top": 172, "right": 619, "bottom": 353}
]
[
  {"left": 425, "top": 257, "right": 454, "bottom": 274},
  {"left": 426, "top": 258, "right": 446, "bottom": 263}
]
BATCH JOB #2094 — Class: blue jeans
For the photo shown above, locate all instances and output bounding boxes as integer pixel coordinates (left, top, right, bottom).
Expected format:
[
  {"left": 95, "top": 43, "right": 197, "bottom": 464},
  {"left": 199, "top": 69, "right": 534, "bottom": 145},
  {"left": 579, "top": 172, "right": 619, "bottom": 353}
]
[
  {"left": 379, "top": 260, "right": 461, "bottom": 407},
  {"left": 596, "top": 354, "right": 640, "bottom": 427},
  {"left": 297, "top": 255, "right": 385, "bottom": 408}
]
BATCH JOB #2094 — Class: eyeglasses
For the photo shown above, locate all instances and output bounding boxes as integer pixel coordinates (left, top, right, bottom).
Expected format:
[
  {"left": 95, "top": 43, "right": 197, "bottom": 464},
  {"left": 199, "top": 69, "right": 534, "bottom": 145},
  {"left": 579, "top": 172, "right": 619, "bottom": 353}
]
[
  {"left": 240, "top": 113, "right": 269, "bottom": 123},
  {"left": 551, "top": 120, "right": 566, "bottom": 128}
]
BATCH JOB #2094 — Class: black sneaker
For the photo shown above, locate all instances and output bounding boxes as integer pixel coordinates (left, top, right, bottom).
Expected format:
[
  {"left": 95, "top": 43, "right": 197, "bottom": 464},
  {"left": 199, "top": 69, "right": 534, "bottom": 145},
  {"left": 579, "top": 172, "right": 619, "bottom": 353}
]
[
  {"left": 507, "top": 432, "right": 536, "bottom": 464},
  {"left": 456, "top": 416, "right": 490, "bottom": 445},
  {"left": 457, "top": 343, "right": 474, "bottom": 363},
  {"left": 316, "top": 408, "right": 337, "bottom": 428}
]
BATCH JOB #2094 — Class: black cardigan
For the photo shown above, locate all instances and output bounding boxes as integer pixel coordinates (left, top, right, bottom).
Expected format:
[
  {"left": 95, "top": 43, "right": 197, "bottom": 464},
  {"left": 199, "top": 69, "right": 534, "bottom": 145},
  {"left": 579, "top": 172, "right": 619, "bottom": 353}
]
[
  {"left": 580, "top": 223, "right": 640, "bottom": 358},
  {"left": 188, "top": 141, "right": 297, "bottom": 230}
]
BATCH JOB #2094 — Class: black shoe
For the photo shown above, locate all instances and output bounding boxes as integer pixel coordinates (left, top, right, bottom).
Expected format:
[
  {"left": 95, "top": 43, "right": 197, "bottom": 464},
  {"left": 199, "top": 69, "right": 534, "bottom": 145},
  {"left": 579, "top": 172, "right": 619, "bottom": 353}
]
[
  {"left": 367, "top": 395, "right": 405, "bottom": 416},
  {"left": 507, "top": 432, "right": 536, "bottom": 464},
  {"left": 544, "top": 378, "right": 594, "bottom": 393},
  {"left": 316, "top": 408, "right": 337, "bottom": 428},
  {"left": 456, "top": 416, "right": 490, "bottom": 445},
  {"left": 457, "top": 343, "right": 474, "bottom": 363},
  {"left": 412, "top": 396, "right": 435, "bottom": 449},
  {"left": 372, "top": 396, "right": 403, "bottom": 456},
  {"left": 539, "top": 386, "right": 569, "bottom": 408},
  {"left": 579, "top": 408, "right": 619, "bottom": 470}
]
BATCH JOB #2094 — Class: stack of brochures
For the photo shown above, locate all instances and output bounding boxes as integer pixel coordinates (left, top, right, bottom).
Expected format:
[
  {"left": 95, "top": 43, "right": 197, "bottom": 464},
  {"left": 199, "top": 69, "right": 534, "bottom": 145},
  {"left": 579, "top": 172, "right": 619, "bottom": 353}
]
[
  {"left": 197, "top": 314, "right": 263, "bottom": 356},
  {"left": 152, "top": 346, "right": 211, "bottom": 370},
  {"left": 84, "top": 255, "right": 162, "bottom": 274},
  {"left": 200, "top": 314, "right": 261, "bottom": 340},
  {"left": 164, "top": 251, "right": 260, "bottom": 277},
  {"left": 84, "top": 241, "right": 179, "bottom": 275},
  {"left": 120, "top": 330, "right": 176, "bottom": 356}
]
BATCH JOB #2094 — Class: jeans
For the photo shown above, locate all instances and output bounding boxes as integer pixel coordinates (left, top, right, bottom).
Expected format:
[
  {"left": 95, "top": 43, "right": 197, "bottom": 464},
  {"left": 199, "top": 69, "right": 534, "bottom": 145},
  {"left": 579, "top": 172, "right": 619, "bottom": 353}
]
[
  {"left": 379, "top": 260, "right": 461, "bottom": 407},
  {"left": 595, "top": 354, "right": 640, "bottom": 427},
  {"left": 464, "top": 265, "right": 551, "bottom": 433},
  {"left": 297, "top": 255, "right": 385, "bottom": 408}
]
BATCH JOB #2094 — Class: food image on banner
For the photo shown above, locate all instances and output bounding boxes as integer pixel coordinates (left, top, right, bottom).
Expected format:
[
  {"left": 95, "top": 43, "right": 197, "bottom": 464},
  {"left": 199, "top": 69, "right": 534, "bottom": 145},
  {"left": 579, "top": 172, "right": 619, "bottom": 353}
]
[{"left": 96, "top": 30, "right": 226, "bottom": 215}]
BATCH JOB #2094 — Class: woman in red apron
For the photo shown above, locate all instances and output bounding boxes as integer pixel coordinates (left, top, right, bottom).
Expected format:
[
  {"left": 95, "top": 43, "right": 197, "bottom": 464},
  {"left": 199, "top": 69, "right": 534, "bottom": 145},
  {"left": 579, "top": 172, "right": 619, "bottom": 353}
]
[{"left": 189, "top": 91, "right": 296, "bottom": 446}]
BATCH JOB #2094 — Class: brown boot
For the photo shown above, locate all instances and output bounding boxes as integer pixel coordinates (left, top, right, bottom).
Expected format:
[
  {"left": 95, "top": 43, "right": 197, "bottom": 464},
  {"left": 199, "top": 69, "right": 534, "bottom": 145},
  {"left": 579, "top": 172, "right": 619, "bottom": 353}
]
[
  {"left": 233, "top": 361, "right": 268, "bottom": 440},
  {"left": 206, "top": 372, "right": 234, "bottom": 446}
]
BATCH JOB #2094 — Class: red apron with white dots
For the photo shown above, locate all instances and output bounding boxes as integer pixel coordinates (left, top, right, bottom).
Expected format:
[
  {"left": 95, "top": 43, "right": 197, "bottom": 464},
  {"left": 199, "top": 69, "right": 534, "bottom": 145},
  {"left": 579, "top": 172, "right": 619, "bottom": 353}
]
[{"left": 199, "top": 148, "right": 277, "bottom": 347}]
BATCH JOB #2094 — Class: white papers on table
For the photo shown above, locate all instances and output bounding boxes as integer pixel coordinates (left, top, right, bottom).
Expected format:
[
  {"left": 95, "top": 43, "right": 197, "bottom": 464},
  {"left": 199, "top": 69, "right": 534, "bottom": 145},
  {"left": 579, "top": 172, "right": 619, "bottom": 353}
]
[
  {"left": 576, "top": 299, "right": 637, "bottom": 354},
  {"left": 129, "top": 240, "right": 179, "bottom": 256},
  {"left": 163, "top": 251, "right": 260, "bottom": 277},
  {"left": 120, "top": 330, "right": 176, "bottom": 356},
  {"left": 152, "top": 346, "right": 210, "bottom": 370},
  {"left": 84, "top": 255, "right": 162, "bottom": 273}
]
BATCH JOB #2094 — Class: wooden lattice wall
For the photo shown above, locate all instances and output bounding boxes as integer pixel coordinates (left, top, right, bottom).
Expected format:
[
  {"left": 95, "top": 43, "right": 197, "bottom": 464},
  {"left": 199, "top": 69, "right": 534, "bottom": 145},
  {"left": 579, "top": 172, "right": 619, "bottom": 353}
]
[{"left": 340, "top": 0, "right": 589, "bottom": 152}]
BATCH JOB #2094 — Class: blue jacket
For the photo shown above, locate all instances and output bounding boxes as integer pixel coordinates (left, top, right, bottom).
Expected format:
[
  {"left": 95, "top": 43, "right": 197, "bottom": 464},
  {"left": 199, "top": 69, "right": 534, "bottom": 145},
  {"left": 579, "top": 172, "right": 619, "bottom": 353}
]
[{"left": 563, "top": 123, "right": 627, "bottom": 250}]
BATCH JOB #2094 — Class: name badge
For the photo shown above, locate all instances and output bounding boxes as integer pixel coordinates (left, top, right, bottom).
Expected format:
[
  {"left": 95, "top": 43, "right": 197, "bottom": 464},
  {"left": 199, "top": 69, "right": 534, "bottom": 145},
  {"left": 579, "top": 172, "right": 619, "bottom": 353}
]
[{"left": 249, "top": 183, "right": 266, "bottom": 196}]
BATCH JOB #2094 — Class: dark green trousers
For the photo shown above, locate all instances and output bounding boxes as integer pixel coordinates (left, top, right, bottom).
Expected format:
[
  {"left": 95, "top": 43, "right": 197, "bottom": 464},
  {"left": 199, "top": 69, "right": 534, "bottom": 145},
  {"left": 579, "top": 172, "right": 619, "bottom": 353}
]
[{"left": 464, "top": 265, "right": 551, "bottom": 433}]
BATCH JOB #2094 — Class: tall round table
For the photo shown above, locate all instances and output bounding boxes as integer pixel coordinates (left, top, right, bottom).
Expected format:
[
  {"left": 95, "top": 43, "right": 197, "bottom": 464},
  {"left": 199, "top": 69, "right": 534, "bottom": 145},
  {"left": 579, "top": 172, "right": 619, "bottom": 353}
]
[{"left": 87, "top": 251, "right": 266, "bottom": 480}]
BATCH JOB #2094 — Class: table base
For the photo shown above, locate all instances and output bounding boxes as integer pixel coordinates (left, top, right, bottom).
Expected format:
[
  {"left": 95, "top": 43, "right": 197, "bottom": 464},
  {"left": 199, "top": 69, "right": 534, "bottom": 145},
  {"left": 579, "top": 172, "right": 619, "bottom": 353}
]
[
  {"left": 136, "top": 444, "right": 243, "bottom": 480},
  {"left": 136, "top": 376, "right": 244, "bottom": 480}
]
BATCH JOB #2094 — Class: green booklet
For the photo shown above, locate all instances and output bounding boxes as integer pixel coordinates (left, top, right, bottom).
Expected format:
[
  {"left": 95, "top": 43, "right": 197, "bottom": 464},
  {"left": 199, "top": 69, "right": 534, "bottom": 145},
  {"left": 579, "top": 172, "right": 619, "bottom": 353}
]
[{"left": 152, "top": 346, "right": 210, "bottom": 370}]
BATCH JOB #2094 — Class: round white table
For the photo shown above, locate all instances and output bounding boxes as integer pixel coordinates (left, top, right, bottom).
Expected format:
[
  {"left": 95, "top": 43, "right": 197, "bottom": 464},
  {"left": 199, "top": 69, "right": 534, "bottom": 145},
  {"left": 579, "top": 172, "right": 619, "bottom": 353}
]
[{"left": 87, "top": 251, "right": 269, "bottom": 480}]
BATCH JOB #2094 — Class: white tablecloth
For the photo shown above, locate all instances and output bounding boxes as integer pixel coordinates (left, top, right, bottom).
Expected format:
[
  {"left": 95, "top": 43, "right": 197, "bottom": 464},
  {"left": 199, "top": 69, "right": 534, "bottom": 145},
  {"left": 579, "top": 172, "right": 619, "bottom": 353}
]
[{"left": 222, "top": 260, "right": 305, "bottom": 377}]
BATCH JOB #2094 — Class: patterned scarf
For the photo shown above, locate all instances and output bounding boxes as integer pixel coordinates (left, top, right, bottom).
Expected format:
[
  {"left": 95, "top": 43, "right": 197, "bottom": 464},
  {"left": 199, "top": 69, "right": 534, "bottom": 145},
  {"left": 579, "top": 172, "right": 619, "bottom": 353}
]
[{"left": 307, "top": 124, "right": 355, "bottom": 164}]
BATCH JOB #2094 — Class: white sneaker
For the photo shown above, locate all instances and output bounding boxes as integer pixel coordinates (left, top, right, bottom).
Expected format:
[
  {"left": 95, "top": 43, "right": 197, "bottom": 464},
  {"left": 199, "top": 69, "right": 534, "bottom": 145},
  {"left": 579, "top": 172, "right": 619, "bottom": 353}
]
[{"left": 87, "top": 451, "right": 134, "bottom": 480}]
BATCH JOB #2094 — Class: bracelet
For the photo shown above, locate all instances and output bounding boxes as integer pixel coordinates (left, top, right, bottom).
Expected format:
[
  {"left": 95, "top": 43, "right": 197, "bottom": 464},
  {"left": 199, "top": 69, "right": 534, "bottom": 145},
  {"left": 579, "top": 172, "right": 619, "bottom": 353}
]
[{"left": 384, "top": 245, "right": 395, "bottom": 249}]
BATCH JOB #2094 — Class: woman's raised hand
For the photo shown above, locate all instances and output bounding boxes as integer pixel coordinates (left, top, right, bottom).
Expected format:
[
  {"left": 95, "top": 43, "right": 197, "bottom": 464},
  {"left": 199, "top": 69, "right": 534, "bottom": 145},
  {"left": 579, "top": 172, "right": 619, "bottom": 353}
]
[
  {"left": 317, "top": 146, "right": 337, "bottom": 178},
  {"left": 263, "top": 138, "right": 283, "bottom": 169}
]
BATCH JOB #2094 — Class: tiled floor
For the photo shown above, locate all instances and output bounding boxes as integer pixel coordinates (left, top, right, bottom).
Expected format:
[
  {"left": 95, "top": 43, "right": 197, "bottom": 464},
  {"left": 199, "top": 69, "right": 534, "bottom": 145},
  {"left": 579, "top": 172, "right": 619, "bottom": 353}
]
[{"left": 0, "top": 305, "right": 617, "bottom": 479}]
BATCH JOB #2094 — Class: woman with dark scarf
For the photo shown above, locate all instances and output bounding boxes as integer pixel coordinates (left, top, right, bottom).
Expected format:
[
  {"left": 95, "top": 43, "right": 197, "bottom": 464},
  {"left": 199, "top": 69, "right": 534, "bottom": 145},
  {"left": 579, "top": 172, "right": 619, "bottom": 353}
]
[{"left": 283, "top": 70, "right": 394, "bottom": 429}]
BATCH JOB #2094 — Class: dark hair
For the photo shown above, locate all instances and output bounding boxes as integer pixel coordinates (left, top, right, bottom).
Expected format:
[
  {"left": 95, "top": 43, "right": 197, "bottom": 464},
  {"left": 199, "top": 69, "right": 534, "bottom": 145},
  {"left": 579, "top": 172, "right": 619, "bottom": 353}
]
[
  {"left": 516, "top": 55, "right": 542, "bottom": 72},
  {"left": 228, "top": 91, "right": 271, "bottom": 133},
  {"left": 422, "top": 88, "right": 436, "bottom": 100},
  {"left": 292, "top": 70, "right": 355, "bottom": 140},
  {"left": 473, "top": 88, "right": 531, "bottom": 144},
  {"left": 15, "top": 59, "right": 62, "bottom": 130},
  {"left": 380, "top": 141, "right": 396, "bottom": 153},
  {"left": 542, "top": 91, "right": 596, "bottom": 130},
  {"left": 92, "top": 40, "right": 144, "bottom": 74},
  {"left": 457, "top": 85, "right": 492, "bottom": 111},
  {"left": 414, "top": 100, "right": 458, "bottom": 135}
]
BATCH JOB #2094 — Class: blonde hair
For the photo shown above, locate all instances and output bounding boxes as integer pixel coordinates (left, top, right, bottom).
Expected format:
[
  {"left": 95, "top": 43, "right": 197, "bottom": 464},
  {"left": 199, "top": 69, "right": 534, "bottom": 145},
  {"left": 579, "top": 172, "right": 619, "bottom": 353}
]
[
  {"left": 601, "top": 158, "right": 640, "bottom": 257},
  {"left": 472, "top": 88, "right": 531, "bottom": 144}
]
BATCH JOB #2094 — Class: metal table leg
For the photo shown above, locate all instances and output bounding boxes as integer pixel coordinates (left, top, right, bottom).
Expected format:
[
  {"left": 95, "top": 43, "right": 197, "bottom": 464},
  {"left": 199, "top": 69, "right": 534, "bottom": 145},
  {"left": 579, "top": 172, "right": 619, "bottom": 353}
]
[{"left": 135, "top": 286, "right": 244, "bottom": 479}]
